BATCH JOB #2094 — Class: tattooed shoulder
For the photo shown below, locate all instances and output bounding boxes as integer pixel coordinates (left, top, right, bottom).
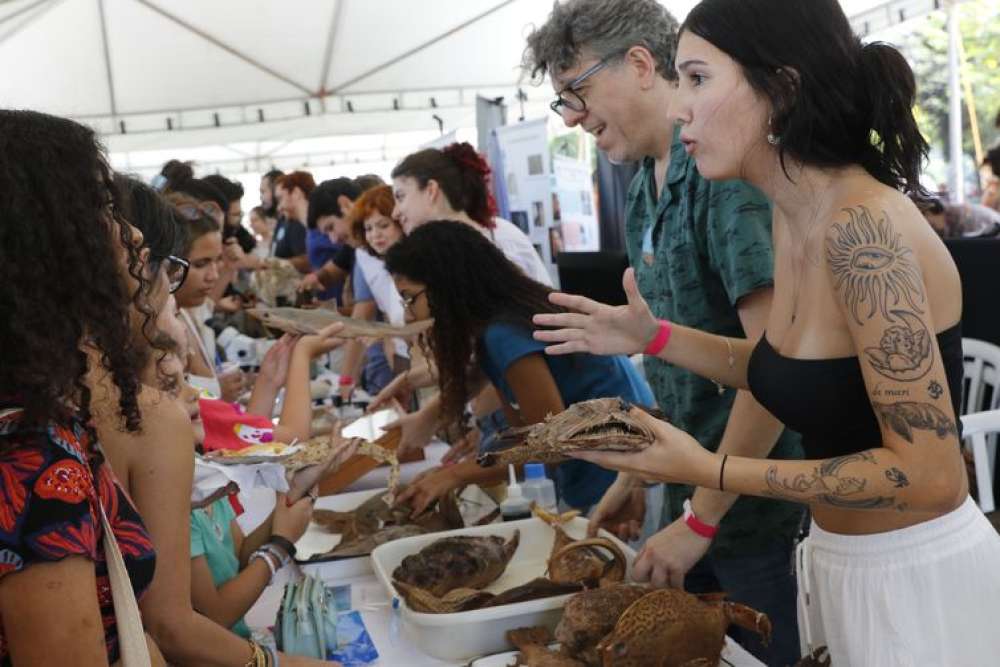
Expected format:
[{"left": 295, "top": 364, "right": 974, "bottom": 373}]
[{"left": 825, "top": 206, "right": 926, "bottom": 326}]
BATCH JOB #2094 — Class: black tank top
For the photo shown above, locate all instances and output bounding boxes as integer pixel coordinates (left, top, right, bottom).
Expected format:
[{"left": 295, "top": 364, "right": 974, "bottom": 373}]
[{"left": 747, "top": 324, "right": 964, "bottom": 460}]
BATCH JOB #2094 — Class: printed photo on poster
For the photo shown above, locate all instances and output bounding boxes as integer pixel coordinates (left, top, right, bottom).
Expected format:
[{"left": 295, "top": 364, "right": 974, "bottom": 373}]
[
  {"left": 527, "top": 154, "right": 544, "bottom": 176},
  {"left": 532, "top": 201, "right": 545, "bottom": 228},
  {"left": 549, "top": 225, "right": 564, "bottom": 260},
  {"left": 511, "top": 210, "right": 530, "bottom": 234},
  {"left": 551, "top": 193, "right": 562, "bottom": 222}
]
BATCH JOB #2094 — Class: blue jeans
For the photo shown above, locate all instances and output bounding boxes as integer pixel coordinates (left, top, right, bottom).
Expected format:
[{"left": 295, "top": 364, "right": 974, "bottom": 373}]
[{"left": 684, "top": 539, "right": 801, "bottom": 667}]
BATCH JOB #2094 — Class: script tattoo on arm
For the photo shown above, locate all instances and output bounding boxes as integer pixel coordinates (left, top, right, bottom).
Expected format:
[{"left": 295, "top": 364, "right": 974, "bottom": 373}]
[
  {"left": 872, "top": 401, "right": 958, "bottom": 443},
  {"left": 764, "top": 451, "right": 896, "bottom": 509},
  {"left": 826, "top": 206, "right": 926, "bottom": 327}
]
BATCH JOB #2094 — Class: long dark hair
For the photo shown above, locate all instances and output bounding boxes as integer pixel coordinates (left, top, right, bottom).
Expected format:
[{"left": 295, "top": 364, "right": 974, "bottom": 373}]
[
  {"left": 385, "top": 221, "right": 561, "bottom": 424},
  {"left": 0, "top": 111, "right": 152, "bottom": 431},
  {"left": 682, "top": 0, "right": 928, "bottom": 194},
  {"left": 115, "top": 174, "right": 185, "bottom": 265},
  {"left": 391, "top": 142, "right": 498, "bottom": 228}
]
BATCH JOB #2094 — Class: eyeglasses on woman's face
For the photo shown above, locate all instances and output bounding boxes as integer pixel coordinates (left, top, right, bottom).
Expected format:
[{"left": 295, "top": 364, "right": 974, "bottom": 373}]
[
  {"left": 400, "top": 288, "right": 426, "bottom": 312},
  {"left": 151, "top": 254, "right": 190, "bottom": 294}
]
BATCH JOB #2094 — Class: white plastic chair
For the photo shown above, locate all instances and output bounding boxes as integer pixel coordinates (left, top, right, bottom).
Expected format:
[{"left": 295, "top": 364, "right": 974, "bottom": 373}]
[
  {"left": 961, "top": 410, "right": 1000, "bottom": 514},
  {"left": 961, "top": 338, "right": 1000, "bottom": 512}
]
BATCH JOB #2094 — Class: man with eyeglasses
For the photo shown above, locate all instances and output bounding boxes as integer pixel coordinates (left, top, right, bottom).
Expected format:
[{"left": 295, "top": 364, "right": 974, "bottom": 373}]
[{"left": 524, "top": 1, "right": 802, "bottom": 663}]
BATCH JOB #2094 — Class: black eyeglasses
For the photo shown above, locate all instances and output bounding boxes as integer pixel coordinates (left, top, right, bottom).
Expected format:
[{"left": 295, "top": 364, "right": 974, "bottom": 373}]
[
  {"left": 400, "top": 289, "right": 426, "bottom": 311},
  {"left": 151, "top": 254, "right": 190, "bottom": 294},
  {"left": 549, "top": 51, "right": 624, "bottom": 117}
]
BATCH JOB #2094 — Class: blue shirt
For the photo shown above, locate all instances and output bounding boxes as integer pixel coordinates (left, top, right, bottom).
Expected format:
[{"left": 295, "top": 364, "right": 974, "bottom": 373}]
[
  {"left": 352, "top": 261, "right": 374, "bottom": 302},
  {"left": 306, "top": 228, "right": 343, "bottom": 302},
  {"left": 479, "top": 321, "right": 654, "bottom": 509}
]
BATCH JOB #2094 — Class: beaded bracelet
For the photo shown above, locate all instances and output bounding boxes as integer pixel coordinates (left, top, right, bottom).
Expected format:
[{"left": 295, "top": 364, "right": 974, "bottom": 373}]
[{"left": 260, "top": 543, "right": 290, "bottom": 569}]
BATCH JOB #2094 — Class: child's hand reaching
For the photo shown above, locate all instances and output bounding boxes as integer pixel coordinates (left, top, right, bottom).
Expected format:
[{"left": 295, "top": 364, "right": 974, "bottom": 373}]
[
  {"left": 271, "top": 492, "right": 314, "bottom": 544},
  {"left": 257, "top": 334, "right": 298, "bottom": 390}
]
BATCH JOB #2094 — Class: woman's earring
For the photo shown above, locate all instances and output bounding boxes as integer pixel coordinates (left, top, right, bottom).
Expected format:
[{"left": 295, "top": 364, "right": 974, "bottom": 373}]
[{"left": 767, "top": 117, "right": 780, "bottom": 146}]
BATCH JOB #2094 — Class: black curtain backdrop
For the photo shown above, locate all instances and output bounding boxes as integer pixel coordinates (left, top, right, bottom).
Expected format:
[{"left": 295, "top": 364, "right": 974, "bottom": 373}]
[{"left": 596, "top": 152, "right": 639, "bottom": 252}]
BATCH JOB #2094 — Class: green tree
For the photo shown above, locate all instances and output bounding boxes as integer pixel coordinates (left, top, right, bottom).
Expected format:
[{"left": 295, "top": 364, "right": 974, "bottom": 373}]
[{"left": 900, "top": 1, "right": 1000, "bottom": 162}]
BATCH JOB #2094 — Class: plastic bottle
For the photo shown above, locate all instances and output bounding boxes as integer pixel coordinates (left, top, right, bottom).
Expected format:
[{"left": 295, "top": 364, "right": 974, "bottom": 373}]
[
  {"left": 499, "top": 464, "right": 532, "bottom": 521},
  {"left": 521, "top": 463, "right": 558, "bottom": 513}
]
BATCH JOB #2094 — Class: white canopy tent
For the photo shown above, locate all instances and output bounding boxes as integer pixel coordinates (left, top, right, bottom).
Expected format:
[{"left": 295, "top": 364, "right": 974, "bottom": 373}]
[{"left": 0, "top": 0, "right": 957, "bottom": 183}]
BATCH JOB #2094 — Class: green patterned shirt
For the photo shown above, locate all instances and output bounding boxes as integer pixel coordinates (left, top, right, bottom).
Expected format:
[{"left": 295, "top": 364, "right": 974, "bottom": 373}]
[{"left": 625, "top": 129, "right": 804, "bottom": 558}]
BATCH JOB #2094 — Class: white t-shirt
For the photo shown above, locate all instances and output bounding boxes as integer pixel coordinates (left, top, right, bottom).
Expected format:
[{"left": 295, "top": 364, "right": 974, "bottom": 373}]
[
  {"left": 490, "top": 217, "right": 553, "bottom": 287},
  {"left": 354, "top": 248, "right": 409, "bottom": 359}
]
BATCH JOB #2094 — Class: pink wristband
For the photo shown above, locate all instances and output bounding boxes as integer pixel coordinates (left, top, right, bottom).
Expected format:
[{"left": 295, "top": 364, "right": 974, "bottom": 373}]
[
  {"left": 643, "top": 320, "right": 672, "bottom": 356},
  {"left": 338, "top": 375, "right": 354, "bottom": 387},
  {"left": 683, "top": 499, "right": 718, "bottom": 539}
]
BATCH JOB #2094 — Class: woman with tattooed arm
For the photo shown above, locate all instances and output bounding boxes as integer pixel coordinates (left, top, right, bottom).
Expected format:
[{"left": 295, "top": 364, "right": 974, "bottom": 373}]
[{"left": 532, "top": 1, "right": 1000, "bottom": 664}]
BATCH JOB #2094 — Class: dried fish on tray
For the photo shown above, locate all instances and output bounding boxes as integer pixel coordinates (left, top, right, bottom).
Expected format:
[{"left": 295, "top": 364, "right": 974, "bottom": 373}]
[
  {"left": 247, "top": 306, "right": 433, "bottom": 339},
  {"left": 300, "top": 487, "right": 466, "bottom": 563}
]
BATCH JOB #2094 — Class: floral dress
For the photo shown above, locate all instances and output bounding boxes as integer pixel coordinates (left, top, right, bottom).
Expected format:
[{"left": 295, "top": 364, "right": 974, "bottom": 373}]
[{"left": 0, "top": 402, "right": 157, "bottom": 664}]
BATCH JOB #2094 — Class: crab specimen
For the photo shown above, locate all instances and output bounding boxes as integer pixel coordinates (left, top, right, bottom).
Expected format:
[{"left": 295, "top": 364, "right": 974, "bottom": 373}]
[
  {"left": 477, "top": 398, "right": 659, "bottom": 468},
  {"left": 597, "top": 589, "right": 771, "bottom": 666},
  {"left": 247, "top": 306, "right": 433, "bottom": 339},
  {"left": 535, "top": 506, "right": 626, "bottom": 587},
  {"left": 392, "top": 531, "right": 520, "bottom": 597}
]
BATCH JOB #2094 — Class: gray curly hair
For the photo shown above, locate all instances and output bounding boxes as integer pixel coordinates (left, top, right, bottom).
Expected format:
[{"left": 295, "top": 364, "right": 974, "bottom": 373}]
[{"left": 522, "top": 0, "right": 680, "bottom": 82}]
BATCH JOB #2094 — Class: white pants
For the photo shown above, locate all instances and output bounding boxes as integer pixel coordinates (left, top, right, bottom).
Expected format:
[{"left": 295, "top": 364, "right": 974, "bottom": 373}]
[{"left": 797, "top": 496, "right": 1000, "bottom": 666}]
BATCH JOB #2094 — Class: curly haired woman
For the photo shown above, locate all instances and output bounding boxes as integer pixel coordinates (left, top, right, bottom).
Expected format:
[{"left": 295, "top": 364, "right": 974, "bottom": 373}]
[{"left": 0, "top": 110, "right": 164, "bottom": 665}]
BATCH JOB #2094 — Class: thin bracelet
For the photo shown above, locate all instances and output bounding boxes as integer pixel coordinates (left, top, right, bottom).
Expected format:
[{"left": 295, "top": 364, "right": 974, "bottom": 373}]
[
  {"left": 715, "top": 337, "right": 737, "bottom": 395},
  {"left": 260, "top": 543, "right": 290, "bottom": 569},
  {"left": 719, "top": 454, "right": 729, "bottom": 492},
  {"left": 249, "top": 550, "right": 278, "bottom": 583}
]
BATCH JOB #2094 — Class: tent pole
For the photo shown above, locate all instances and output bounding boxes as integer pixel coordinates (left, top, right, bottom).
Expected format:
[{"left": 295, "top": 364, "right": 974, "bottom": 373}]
[{"left": 947, "top": 0, "right": 964, "bottom": 203}]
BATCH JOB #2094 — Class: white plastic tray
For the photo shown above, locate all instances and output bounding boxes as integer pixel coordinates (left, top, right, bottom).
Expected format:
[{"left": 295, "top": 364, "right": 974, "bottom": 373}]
[
  {"left": 295, "top": 488, "right": 385, "bottom": 579},
  {"left": 370, "top": 516, "right": 635, "bottom": 662}
]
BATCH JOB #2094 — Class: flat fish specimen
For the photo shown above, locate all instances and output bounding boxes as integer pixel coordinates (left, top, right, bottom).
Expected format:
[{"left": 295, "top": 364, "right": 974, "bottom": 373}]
[
  {"left": 392, "top": 531, "right": 520, "bottom": 597},
  {"left": 507, "top": 627, "right": 586, "bottom": 667},
  {"left": 478, "top": 398, "right": 659, "bottom": 468},
  {"left": 393, "top": 577, "right": 582, "bottom": 614},
  {"left": 321, "top": 524, "right": 428, "bottom": 559},
  {"left": 247, "top": 306, "right": 433, "bottom": 339},
  {"left": 309, "top": 488, "right": 463, "bottom": 559}
]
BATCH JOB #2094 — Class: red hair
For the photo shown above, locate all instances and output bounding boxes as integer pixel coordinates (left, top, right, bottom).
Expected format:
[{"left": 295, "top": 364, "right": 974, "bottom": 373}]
[
  {"left": 347, "top": 185, "right": 401, "bottom": 254},
  {"left": 276, "top": 170, "right": 316, "bottom": 197}
]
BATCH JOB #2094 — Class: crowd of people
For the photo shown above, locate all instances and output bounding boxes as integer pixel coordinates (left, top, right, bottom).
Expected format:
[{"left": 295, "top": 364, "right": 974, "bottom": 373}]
[{"left": 3, "top": 0, "right": 1000, "bottom": 666}]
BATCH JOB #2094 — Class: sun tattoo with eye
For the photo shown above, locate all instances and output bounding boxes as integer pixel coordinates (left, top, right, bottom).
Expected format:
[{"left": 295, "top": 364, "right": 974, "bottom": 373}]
[{"left": 826, "top": 207, "right": 926, "bottom": 326}]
